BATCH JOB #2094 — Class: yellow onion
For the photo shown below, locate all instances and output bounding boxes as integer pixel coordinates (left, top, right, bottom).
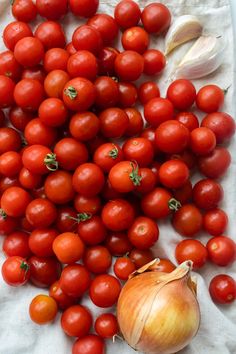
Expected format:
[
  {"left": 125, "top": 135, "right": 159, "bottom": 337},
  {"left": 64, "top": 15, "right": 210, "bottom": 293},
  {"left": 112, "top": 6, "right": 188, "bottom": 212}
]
[{"left": 117, "top": 259, "right": 200, "bottom": 354}]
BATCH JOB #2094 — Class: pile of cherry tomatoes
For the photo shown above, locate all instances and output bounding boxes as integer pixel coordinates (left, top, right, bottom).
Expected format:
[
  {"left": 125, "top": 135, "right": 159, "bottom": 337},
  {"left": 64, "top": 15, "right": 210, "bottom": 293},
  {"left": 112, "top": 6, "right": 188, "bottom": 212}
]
[{"left": 0, "top": 0, "right": 235, "bottom": 353}]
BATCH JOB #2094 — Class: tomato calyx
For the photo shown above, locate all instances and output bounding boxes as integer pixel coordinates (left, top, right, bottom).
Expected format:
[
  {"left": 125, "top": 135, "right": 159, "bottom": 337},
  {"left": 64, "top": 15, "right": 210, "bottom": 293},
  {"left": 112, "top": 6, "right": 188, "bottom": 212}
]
[
  {"left": 168, "top": 198, "right": 182, "bottom": 212},
  {"left": 109, "top": 146, "right": 119, "bottom": 159},
  {"left": 69, "top": 212, "right": 92, "bottom": 223},
  {"left": 111, "top": 76, "right": 119, "bottom": 83},
  {"left": 223, "top": 85, "right": 231, "bottom": 95},
  {"left": 0, "top": 208, "right": 7, "bottom": 220},
  {"left": 64, "top": 86, "right": 78, "bottom": 100},
  {"left": 20, "top": 261, "right": 30, "bottom": 272},
  {"left": 129, "top": 161, "right": 142, "bottom": 186},
  {"left": 44, "top": 153, "right": 59, "bottom": 172}
]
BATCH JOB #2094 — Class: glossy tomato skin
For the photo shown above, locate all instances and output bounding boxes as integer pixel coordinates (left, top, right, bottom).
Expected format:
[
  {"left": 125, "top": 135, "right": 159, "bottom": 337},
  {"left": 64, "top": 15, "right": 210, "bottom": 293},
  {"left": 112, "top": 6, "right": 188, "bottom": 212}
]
[
  {"left": 122, "top": 137, "right": 154, "bottom": 167},
  {"left": 12, "top": 0, "right": 37, "bottom": 22},
  {"left": 22, "top": 145, "right": 53, "bottom": 175},
  {"left": 122, "top": 26, "right": 149, "bottom": 54},
  {"left": 67, "top": 50, "right": 98, "bottom": 81},
  {"left": 72, "top": 335, "right": 105, "bottom": 354},
  {"left": 172, "top": 204, "right": 203, "bottom": 237},
  {"left": 114, "top": 0, "right": 141, "bottom": 29},
  {"left": 144, "top": 97, "right": 174, "bottom": 128},
  {"left": 175, "top": 239, "right": 208, "bottom": 269},
  {"left": 61, "top": 305, "right": 92, "bottom": 337},
  {"left": 105, "top": 232, "right": 133, "bottom": 256},
  {"left": 158, "top": 160, "right": 189, "bottom": 189},
  {"left": 118, "top": 82, "right": 138, "bottom": 108},
  {"left": 36, "top": 0, "right": 68, "bottom": 20},
  {"left": 99, "top": 107, "right": 129, "bottom": 138},
  {"left": 115, "top": 50, "right": 144, "bottom": 82},
  {"left": 201, "top": 112, "right": 235, "bottom": 144},
  {"left": 141, "top": 3, "right": 171, "bottom": 34},
  {"left": 22, "top": 64, "right": 46, "bottom": 84},
  {"left": 34, "top": 21, "right": 66, "bottom": 50},
  {"left": 83, "top": 246, "right": 112, "bottom": 274},
  {"left": 94, "top": 76, "right": 119, "bottom": 109},
  {"left": 87, "top": 13, "right": 119, "bottom": 45},
  {"left": 3, "top": 21, "right": 33, "bottom": 51},
  {"left": 175, "top": 111, "right": 199, "bottom": 132},
  {"left": 60, "top": 264, "right": 91, "bottom": 298},
  {"left": 14, "top": 37, "right": 44, "bottom": 68},
  {"left": 70, "top": 0, "right": 99, "bottom": 18},
  {"left": 9, "top": 106, "right": 33, "bottom": 131},
  {"left": 26, "top": 198, "right": 57, "bottom": 228},
  {"left": 56, "top": 206, "right": 77, "bottom": 233},
  {"left": 0, "top": 151, "right": 22, "bottom": 177},
  {"left": 1, "top": 186, "right": 31, "bottom": 217},
  {"left": 198, "top": 147, "right": 231, "bottom": 179},
  {"left": 93, "top": 143, "right": 124, "bottom": 173},
  {"left": 29, "top": 295, "right": 58, "bottom": 325},
  {"left": 63, "top": 78, "right": 96, "bottom": 111},
  {"left": 44, "top": 69, "right": 69, "bottom": 98},
  {"left": 24, "top": 118, "right": 57, "bottom": 147},
  {"left": 193, "top": 179, "right": 223, "bottom": 210},
  {"left": 0, "top": 212, "right": 19, "bottom": 235},
  {"left": 143, "top": 49, "right": 166, "bottom": 75},
  {"left": 95, "top": 313, "right": 118, "bottom": 338},
  {"left": 1, "top": 256, "right": 30, "bottom": 286},
  {"left": 89, "top": 274, "right": 121, "bottom": 308},
  {"left": 167, "top": 79, "right": 196, "bottom": 110},
  {"left": 108, "top": 161, "right": 141, "bottom": 193},
  {"left": 101, "top": 199, "right": 135, "bottom": 231},
  {"left": 0, "top": 50, "right": 22, "bottom": 81},
  {"left": 125, "top": 108, "right": 144, "bottom": 136},
  {"left": 53, "top": 232, "right": 85, "bottom": 264},
  {"left": 0, "top": 127, "right": 21, "bottom": 154},
  {"left": 3, "top": 231, "right": 31, "bottom": 258},
  {"left": 0, "top": 75, "right": 15, "bottom": 108},
  {"left": 206, "top": 236, "right": 235, "bottom": 266},
  {"left": 72, "top": 25, "right": 102, "bottom": 55},
  {"left": 141, "top": 187, "right": 173, "bottom": 219},
  {"left": 209, "top": 275, "right": 236, "bottom": 304},
  {"left": 69, "top": 112, "right": 100, "bottom": 142},
  {"left": 74, "top": 195, "right": 101, "bottom": 215},
  {"left": 113, "top": 257, "right": 136, "bottom": 280},
  {"left": 203, "top": 208, "right": 228, "bottom": 236},
  {"left": 138, "top": 81, "right": 160, "bottom": 104},
  {"left": 49, "top": 280, "right": 77, "bottom": 310},
  {"left": 29, "top": 256, "right": 61, "bottom": 287},
  {"left": 190, "top": 127, "right": 216, "bottom": 156},
  {"left": 72, "top": 163, "right": 105, "bottom": 197},
  {"left": 129, "top": 248, "right": 154, "bottom": 268},
  {"left": 196, "top": 85, "right": 224, "bottom": 113},
  {"left": 128, "top": 216, "right": 159, "bottom": 250},
  {"left": 78, "top": 215, "right": 107, "bottom": 246},
  {"left": 44, "top": 171, "right": 75, "bottom": 205},
  {"left": 39, "top": 97, "right": 68, "bottom": 127},
  {"left": 98, "top": 47, "right": 120, "bottom": 76},
  {"left": 136, "top": 168, "right": 156, "bottom": 194},
  {"left": 14, "top": 79, "right": 45, "bottom": 111},
  {"left": 28, "top": 228, "right": 58, "bottom": 258}
]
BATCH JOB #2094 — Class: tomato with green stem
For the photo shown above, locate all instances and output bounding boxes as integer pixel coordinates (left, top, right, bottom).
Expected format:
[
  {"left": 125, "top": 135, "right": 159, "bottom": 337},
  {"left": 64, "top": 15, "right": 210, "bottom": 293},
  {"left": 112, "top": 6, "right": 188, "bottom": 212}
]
[
  {"left": 74, "top": 195, "right": 101, "bottom": 215},
  {"left": 141, "top": 187, "right": 175, "bottom": 219},
  {"left": 93, "top": 143, "right": 124, "bottom": 173},
  {"left": 22, "top": 145, "right": 58, "bottom": 174},
  {"left": 56, "top": 206, "right": 78, "bottom": 233},
  {"left": 77, "top": 215, "right": 107, "bottom": 245},
  {"left": 44, "top": 69, "right": 69, "bottom": 98},
  {"left": 29, "top": 295, "right": 58, "bottom": 325},
  {"left": 109, "top": 161, "right": 142, "bottom": 193},
  {"left": 60, "top": 264, "right": 91, "bottom": 298},
  {"left": 136, "top": 167, "right": 156, "bottom": 194},
  {"left": 1, "top": 256, "right": 30, "bottom": 286},
  {"left": 0, "top": 210, "right": 19, "bottom": 235},
  {"left": 209, "top": 275, "right": 236, "bottom": 304}
]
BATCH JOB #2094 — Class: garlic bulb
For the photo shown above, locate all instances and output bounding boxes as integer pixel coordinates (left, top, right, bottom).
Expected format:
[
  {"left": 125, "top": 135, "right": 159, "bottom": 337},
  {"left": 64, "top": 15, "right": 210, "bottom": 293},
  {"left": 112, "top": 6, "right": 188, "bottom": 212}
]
[
  {"left": 165, "top": 15, "right": 203, "bottom": 55},
  {"left": 173, "top": 35, "right": 226, "bottom": 80},
  {"left": 117, "top": 259, "right": 200, "bottom": 354}
]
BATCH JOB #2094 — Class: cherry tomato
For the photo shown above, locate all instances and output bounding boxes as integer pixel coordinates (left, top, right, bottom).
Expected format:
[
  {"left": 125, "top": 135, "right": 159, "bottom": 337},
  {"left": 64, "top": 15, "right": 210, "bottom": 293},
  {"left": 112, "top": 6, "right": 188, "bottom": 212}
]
[
  {"left": 49, "top": 280, "right": 77, "bottom": 310},
  {"left": 201, "top": 112, "right": 235, "bottom": 144},
  {"left": 0, "top": 75, "right": 15, "bottom": 108},
  {"left": 24, "top": 118, "right": 57, "bottom": 147},
  {"left": 22, "top": 145, "right": 57, "bottom": 175},
  {"left": 3, "top": 21, "right": 33, "bottom": 51},
  {"left": 29, "top": 228, "right": 58, "bottom": 257},
  {"left": 87, "top": 13, "right": 119, "bottom": 45},
  {"left": 21, "top": 64, "right": 46, "bottom": 83},
  {"left": 193, "top": 179, "right": 223, "bottom": 210},
  {"left": 1, "top": 256, "right": 30, "bottom": 286},
  {"left": 39, "top": 98, "right": 68, "bottom": 128},
  {"left": 44, "top": 171, "right": 74, "bottom": 204},
  {"left": 90, "top": 274, "right": 121, "bottom": 308},
  {"left": 93, "top": 143, "right": 124, "bottom": 173},
  {"left": 190, "top": 127, "right": 216, "bottom": 156},
  {"left": 168, "top": 150, "right": 196, "bottom": 170},
  {"left": 63, "top": 77, "right": 96, "bottom": 111},
  {"left": 1, "top": 186, "right": 31, "bottom": 217},
  {"left": 26, "top": 198, "right": 57, "bottom": 228},
  {"left": 203, "top": 208, "right": 228, "bottom": 236},
  {"left": 122, "top": 26, "right": 149, "bottom": 54},
  {"left": 72, "top": 25, "right": 102, "bottom": 55},
  {"left": 70, "top": 0, "right": 99, "bottom": 18},
  {"left": 61, "top": 305, "right": 92, "bottom": 337},
  {"left": 155, "top": 120, "right": 190, "bottom": 154},
  {"left": 128, "top": 216, "right": 159, "bottom": 250},
  {"left": 72, "top": 163, "right": 105, "bottom": 197},
  {"left": 206, "top": 236, "right": 235, "bottom": 266},
  {"left": 9, "top": 106, "right": 33, "bottom": 131},
  {"left": 36, "top": 0, "right": 68, "bottom": 20},
  {"left": 74, "top": 195, "right": 101, "bottom": 215},
  {"left": 172, "top": 204, "right": 203, "bottom": 237},
  {"left": 102, "top": 199, "right": 135, "bottom": 231},
  {"left": 54, "top": 138, "right": 88, "bottom": 171},
  {"left": 29, "top": 295, "right": 58, "bottom": 325},
  {"left": 72, "top": 335, "right": 105, "bottom": 354},
  {"left": 114, "top": 0, "right": 141, "bottom": 29},
  {"left": 83, "top": 246, "right": 112, "bottom": 274},
  {"left": 0, "top": 151, "right": 22, "bottom": 177},
  {"left": 53, "top": 232, "right": 84, "bottom": 264},
  {"left": 0, "top": 127, "right": 21, "bottom": 154},
  {"left": 167, "top": 79, "right": 196, "bottom": 110},
  {"left": 14, "top": 79, "right": 44, "bottom": 111},
  {"left": 159, "top": 160, "right": 189, "bottom": 189},
  {"left": 12, "top": 0, "right": 37, "bottom": 22},
  {"left": 173, "top": 180, "right": 193, "bottom": 205},
  {"left": 109, "top": 161, "right": 142, "bottom": 193},
  {"left": 198, "top": 147, "right": 231, "bottom": 179},
  {"left": 118, "top": 82, "right": 138, "bottom": 108},
  {"left": 0, "top": 50, "right": 22, "bottom": 81},
  {"left": 44, "top": 69, "right": 69, "bottom": 98},
  {"left": 99, "top": 107, "right": 129, "bottom": 138},
  {"left": 55, "top": 206, "right": 77, "bottom": 233},
  {"left": 209, "top": 275, "right": 236, "bottom": 304},
  {"left": 34, "top": 21, "right": 66, "bottom": 50},
  {"left": 66, "top": 42, "right": 77, "bottom": 55},
  {"left": 0, "top": 211, "right": 19, "bottom": 235},
  {"left": 69, "top": 111, "right": 100, "bottom": 141},
  {"left": 196, "top": 85, "right": 224, "bottom": 113},
  {"left": 175, "top": 111, "right": 199, "bottom": 132},
  {"left": 136, "top": 167, "right": 156, "bottom": 194},
  {"left": 154, "top": 259, "right": 176, "bottom": 273},
  {"left": 143, "top": 49, "right": 166, "bottom": 75},
  {"left": 67, "top": 50, "right": 98, "bottom": 81},
  {"left": 98, "top": 47, "right": 120, "bottom": 76},
  {"left": 113, "top": 257, "right": 136, "bottom": 280},
  {"left": 175, "top": 239, "right": 208, "bottom": 269},
  {"left": 138, "top": 81, "right": 160, "bottom": 104},
  {"left": 129, "top": 248, "right": 154, "bottom": 268},
  {"left": 123, "top": 137, "right": 154, "bottom": 167},
  {"left": 115, "top": 50, "right": 144, "bottom": 81},
  {"left": 141, "top": 187, "right": 173, "bottom": 219},
  {"left": 3, "top": 231, "right": 31, "bottom": 258},
  {"left": 77, "top": 215, "right": 107, "bottom": 246},
  {"left": 105, "top": 232, "right": 132, "bottom": 256},
  {"left": 43, "top": 48, "right": 69, "bottom": 73},
  {"left": 94, "top": 313, "right": 118, "bottom": 339},
  {"left": 14, "top": 37, "right": 44, "bottom": 68},
  {"left": 124, "top": 108, "right": 144, "bottom": 136},
  {"left": 60, "top": 264, "right": 91, "bottom": 298},
  {"left": 94, "top": 76, "right": 119, "bottom": 109},
  {"left": 141, "top": 3, "right": 171, "bottom": 34},
  {"left": 144, "top": 97, "right": 174, "bottom": 128},
  {"left": 29, "top": 255, "right": 61, "bottom": 287}
]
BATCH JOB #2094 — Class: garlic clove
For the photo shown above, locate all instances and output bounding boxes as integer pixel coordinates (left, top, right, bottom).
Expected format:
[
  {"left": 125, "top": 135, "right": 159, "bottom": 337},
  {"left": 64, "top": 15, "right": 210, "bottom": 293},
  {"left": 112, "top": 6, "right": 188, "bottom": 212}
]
[
  {"left": 173, "top": 35, "right": 226, "bottom": 80},
  {"left": 165, "top": 15, "right": 203, "bottom": 55}
]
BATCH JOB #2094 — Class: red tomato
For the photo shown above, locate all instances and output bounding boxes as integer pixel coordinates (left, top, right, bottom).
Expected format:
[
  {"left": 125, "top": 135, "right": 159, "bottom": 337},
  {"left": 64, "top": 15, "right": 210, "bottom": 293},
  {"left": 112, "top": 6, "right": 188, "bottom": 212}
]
[
  {"left": 0, "top": 127, "right": 21, "bottom": 154},
  {"left": 138, "top": 81, "right": 160, "bottom": 104},
  {"left": 72, "top": 25, "right": 102, "bottom": 55},
  {"left": 49, "top": 280, "right": 77, "bottom": 310},
  {"left": 122, "top": 26, "right": 149, "bottom": 54},
  {"left": 44, "top": 171, "right": 74, "bottom": 204},
  {"left": 155, "top": 120, "right": 190, "bottom": 154},
  {"left": 1, "top": 186, "right": 31, "bottom": 217},
  {"left": 0, "top": 211, "right": 19, "bottom": 235},
  {"left": 69, "top": 111, "right": 100, "bottom": 141},
  {"left": 54, "top": 138, "right": 88, "bottom": 171},
  {"left": 78, "top": 215, "right": 107, "bottom": 246},
  {"left": 128, "top": 216, "right": 159, "bottom": 250},
  {"left": 118, "top": 82, "right": 138, "bottom": 108},
  {"left": 0, "top": 75, "right": 15, "bottom": 108},
  {"left": 209, "top": 275, "right": 236, "bottom": 304},
  {"left": 172, "top": 204, "right": 203, "bottom": 237},
  {"left": 129, "top": 248, "right": 154, "bottom": 268},
  {"left": 29, "top": 255, "right": 61, "bottom": 287},
  {"left": 136, "top": 167, "right": 156, "bottom": 194},
  {"left": 9, "top": 106, "right": 33, "bottom": 131},
  {"left": 63, "top": 78, "right": 96, "bottom": 111},
  {"left": 115, "top": 50, "right": 144, "bottom": 81},
  {"left": 144, "top": 97, "right": 174, "bottom": 127},
  {"left": 34, "top": 21, "right": 66, "bottom": 50},
  {"left": 206, "top": 236, "right": 235, "bottom": 266},
  {"left": 61, "top": 305, "right": 92, "bottom": 337},
  {"left": 167, "top": 79, "right": 196, "bottom": 110},
  {"left": 167, "top": 150, "right": 196, "bottom": 170},
  {"left": 43, "top": 48, "right": 69, "bottom": 72},
  {"left": 21, "top": 64, "right": 46, "bottom": 83},
  {"left": 39, "top": 98, "right": 68, "bottom": 127},
  {"left": 72, "top": 163, "right": 105, "bottom": 197},
  {"left": 36, "top": 0, "right": 68, "bottom": 20},
  {"left": 154, "top": 259, "right": 176, "bottom": 273},
  {"left": 140, "top": 127, "right": 158, "bottom": 153},
  {"left": 203, "top": 208, "right": 228, "bottom": 236},
  {"left": 44, "top": 69, "right": 69, "bottom": 98},
  {"left": 190, "top": 127, "right": 216, "bottom": 156},
  {"left": 158, "top": 160, "right": 189, "bottom": 189},
  {"left": 0, "top": 50, "right": 22, "bottom": 81},
  {"left": 22, "top": 144, "right": 57, "bottom": 175},
  {"left": 66, "top": 42, "right": 77, "bottom": 56},
  {"left": 60, "top": 264, "right": 91, "bottom": 298},
  {"left": 196, "top": 85, "right": 224, "bottom": 113},
  {"left": 0, "top": 151, "right": 22, "bottom": 177},
  {"left": 53, "top": 232, "right": 84, "bottom": 264},
  {"left": 175, "top": 239, "right": 208, "bottom": 269},
  {"left": 12, "top": 0, "right": 37, "bottom": 22},
  {"left": 141, "top": 3, "right": 171, "bottom": 34},
  {"left": 99, "top": 107, "right": 129, "bottom": 138},
  {"left": 143, "top": 49, "right": 166, "bottom": 75},
  {"left": 67, "top": 51, "right": 98, "bottom": 81},
  {"left": 114, "top": 0, "right": 141, "bottom": 29},
  {"left": 193, "top": 179, "right": 223, "bottom": 210},
  {"left": 89, "top": 274, "right": 121, "bottom": 307},
  {"left": 93, "top": 143, "right": 123, "bottom": 173},
  {"left": 14, "top": 79, "right": 44, "bottom": 111},
  {"left": 29, "top": 295, "right": 58, "bottom": 325},
  {"left": 24, "top": 118, "right": 57, "bottom": 147},
  {"left": 72, "top": 335, "right": 105, "bottom": 354},
  {"left": 56, "top": 206, "right": 77, "bottom": 233},
  {"left": 26, "top": 198, "right": 57, "bottom": 228},
  {"left": 74, "top": 195, "right": 101, "bottom": 215},
  {"left": 3, "top": 231, "right": 31, "bottom": 258},
  {"left": 125, "top": 108, "right": 144, "bottom": 136},
  {"left": 113, "top": 257, "right": 136, "bottom": 280},
  {"left": 141, "top": 187, "right": 173, "bottom": 219},
  {"left": 101, "top": 179, "right": 123, "bottom": 201},
  {"left": 87, "top": 14, "right": 119, "bottom": 45},
  {"left": 198, "top": 147, "right": 231, "bottom": 179},
  {"left": 105, "top": 232, "right": 133, "bottom": 256},
  {"left": 94, "top": 76, "right": 119, "bottom": 109},
  {"left": 70, "top": 0, "right": 99, "bottom": 18},
  {"left": 101, "top": 199, "right": 135, "bottom": 231},
  {"left": 109, "top": 161, "right": 142, "bottom": 193},
  {"left": 122, "top": 137, "right": 154, "bottom": 167},
  {"left": 98, "top": 47, "right": 120, "bottom": 76},
  {"left": 95, "top": 313, "right": 118, "bottom": 338},
  {"left": 175, "top": 111, "right": 199, "bottom": 132},
  {"left": 201, "top": 112, "right": 235, "bottom": 144},
  {"left": 3, "top": 21, "right": 33, "bottom": 51},
  {"left": 14, "top": 37, "right": 44, "bottom": 68},
  {"left": 83, "top": 246, "right": 112, "bottom": 274},
  {"left": 29, "top": 228, "right": 58, "bottom": 257},
  {"left": 1, "top": 256, "right": 30, "bottom": 286}
]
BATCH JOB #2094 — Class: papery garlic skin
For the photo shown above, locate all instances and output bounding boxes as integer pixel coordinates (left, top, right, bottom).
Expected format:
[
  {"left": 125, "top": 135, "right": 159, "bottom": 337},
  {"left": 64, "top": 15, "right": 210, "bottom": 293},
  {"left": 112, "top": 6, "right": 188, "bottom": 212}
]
[
  {"left": 173, "top": 35, "right": 226, "bottom": 79},
  {"left": 117, "top": 260, "right": 200, "bottom": 354},
  {"left": 165, "top": 15, "right": 203, "bottom": 55}
]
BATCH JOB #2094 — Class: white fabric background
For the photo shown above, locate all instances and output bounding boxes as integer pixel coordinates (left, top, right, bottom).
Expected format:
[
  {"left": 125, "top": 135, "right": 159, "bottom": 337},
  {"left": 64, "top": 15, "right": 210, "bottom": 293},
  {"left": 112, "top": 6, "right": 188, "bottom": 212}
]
[{"left": 0, "top": 1, "right": 235, "bottom": 353}]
